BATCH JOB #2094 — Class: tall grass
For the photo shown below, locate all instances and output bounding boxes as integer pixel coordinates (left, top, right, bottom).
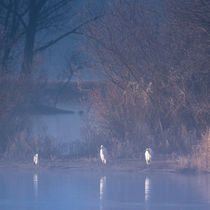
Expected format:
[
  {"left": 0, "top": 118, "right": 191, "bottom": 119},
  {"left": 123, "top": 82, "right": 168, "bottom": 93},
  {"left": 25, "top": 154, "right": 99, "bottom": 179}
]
[
  {"left": 178, "top": 129, "right": 210, "bottom": 172},
  {"left": 193, "top": 129, "right": 210, "bottom": 171}
]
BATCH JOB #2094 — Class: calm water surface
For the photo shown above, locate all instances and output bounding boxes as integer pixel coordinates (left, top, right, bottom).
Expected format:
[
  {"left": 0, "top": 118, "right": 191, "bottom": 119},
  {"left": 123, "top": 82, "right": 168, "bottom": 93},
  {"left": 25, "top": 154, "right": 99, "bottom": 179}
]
[{"left": 0, "top": 169, "right": 209, "bottom": 210}]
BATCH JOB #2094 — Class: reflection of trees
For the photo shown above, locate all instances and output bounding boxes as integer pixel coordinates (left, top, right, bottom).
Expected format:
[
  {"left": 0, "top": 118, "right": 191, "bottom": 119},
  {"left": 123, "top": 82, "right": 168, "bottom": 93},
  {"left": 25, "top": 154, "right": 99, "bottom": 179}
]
[
  {"left": 194, "top": 175, "right": 210, "bottom": 204},
  {"left": 170, "top": 174, "right": 210, "bottom": 204}
]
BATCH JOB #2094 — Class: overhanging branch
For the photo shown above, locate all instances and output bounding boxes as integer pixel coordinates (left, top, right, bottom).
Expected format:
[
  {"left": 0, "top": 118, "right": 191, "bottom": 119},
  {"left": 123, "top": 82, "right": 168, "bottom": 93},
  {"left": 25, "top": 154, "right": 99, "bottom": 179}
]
[
  {"left": 0, "top": 1, "right": 27, "bottom": 30},
  {"left": 34, "top": 16, "right": 102, "bottom": 54}
]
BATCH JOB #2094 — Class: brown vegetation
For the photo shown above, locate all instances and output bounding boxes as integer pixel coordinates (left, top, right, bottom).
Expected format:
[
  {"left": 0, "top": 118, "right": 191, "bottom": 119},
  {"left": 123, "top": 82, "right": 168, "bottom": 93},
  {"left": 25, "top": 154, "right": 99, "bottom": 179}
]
[
  {"left": 84, "top": 0, "right": 209, "bottom": 161},
  {"left": 178, "top": 130, "right": 210, "bottom": 172}
]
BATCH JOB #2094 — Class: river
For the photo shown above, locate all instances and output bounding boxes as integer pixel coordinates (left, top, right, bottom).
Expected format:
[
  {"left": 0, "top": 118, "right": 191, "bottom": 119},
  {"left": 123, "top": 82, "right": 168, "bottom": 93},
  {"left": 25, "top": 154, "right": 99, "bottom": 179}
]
[{"left": 0, "top": 169, "right": 209, "bottom": 210}]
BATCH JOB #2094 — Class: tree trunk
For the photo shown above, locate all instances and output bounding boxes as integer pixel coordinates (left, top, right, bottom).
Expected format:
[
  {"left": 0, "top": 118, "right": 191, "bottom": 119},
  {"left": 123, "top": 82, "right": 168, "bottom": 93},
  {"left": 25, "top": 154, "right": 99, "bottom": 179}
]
[{"left": 21, "top": 0, "right": 37, "bottom": 78}]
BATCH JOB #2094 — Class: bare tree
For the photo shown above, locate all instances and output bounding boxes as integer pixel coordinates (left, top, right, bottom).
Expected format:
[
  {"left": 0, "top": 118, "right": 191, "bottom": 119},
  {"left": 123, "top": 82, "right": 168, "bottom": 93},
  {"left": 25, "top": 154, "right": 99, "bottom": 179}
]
[
  {"left": 166, "top": 0, "right": 210, "bottom": 34},
  {"left": 0, "top": 0, "right": 24, "bottom": 74},
  {"left": 0, "top": 0, "right": 102, "bottom": 157},
  {"left": 0, "top": 0, "right": 100, "bottom": 79}
]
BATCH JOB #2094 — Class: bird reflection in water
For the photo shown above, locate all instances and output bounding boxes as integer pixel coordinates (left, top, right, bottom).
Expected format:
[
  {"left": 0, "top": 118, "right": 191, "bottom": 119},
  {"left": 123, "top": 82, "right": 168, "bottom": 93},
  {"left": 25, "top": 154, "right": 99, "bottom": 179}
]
[
  {"left": 145, "top": 176, "right": 151, "bottom": 202},
  {"left": 99, "top": 176, "right": 106, "bottom": 210},
  {"left": 33, "top": 173, "right": 38, "bottom": 198}
]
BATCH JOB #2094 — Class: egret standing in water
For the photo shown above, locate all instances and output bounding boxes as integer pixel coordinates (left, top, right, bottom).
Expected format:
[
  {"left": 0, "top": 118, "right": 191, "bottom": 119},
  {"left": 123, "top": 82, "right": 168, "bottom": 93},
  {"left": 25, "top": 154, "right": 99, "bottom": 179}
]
[
  {"left": 100, "top": 145, "right": 108, "bottom": 164},
  {"left": 33, "top": 153, "right": 39, "bottom": 165},
  {"left": 145, "top": 148, "right": 153, "bottom": 165}
]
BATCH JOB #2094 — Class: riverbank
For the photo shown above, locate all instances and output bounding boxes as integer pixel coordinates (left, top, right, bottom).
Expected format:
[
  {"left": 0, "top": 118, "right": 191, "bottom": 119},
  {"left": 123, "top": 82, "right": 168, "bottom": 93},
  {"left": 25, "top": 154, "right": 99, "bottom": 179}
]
[{"left": 0, "top": 157, "right": 203, "bottom": 174}]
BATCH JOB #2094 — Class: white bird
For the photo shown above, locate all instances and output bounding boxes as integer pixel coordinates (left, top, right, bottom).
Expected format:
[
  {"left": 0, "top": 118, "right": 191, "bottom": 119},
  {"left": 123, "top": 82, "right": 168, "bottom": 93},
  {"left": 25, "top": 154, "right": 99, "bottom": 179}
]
[
  {"left": 145, "top": 148, "right": 153, "bottom": 165},
  {"left": 33, "top": 153, "right": 39, "bottom": 165},
  {"left": 100, "top": 145, "right": 108, "bottom": 164}
]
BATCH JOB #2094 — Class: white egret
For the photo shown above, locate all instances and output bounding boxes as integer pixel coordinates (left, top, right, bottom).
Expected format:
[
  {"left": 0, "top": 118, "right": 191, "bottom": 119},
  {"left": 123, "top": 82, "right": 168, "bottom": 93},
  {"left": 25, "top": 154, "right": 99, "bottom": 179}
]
[
  {"left": 145, "top": 148, "right": 153, "bottom": 165},
  {"left": 100, "top": 145, "right": 108, "bottom": 164},
  {"left": 33, "top": 153, "right": 39, "bottom": 165}
]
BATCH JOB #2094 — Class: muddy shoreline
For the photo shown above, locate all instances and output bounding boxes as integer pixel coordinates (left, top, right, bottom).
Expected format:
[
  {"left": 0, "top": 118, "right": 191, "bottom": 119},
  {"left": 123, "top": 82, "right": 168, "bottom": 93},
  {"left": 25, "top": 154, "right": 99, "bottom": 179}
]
[{"left": 0, "top": 158, "right": 200, "bottom": 174}]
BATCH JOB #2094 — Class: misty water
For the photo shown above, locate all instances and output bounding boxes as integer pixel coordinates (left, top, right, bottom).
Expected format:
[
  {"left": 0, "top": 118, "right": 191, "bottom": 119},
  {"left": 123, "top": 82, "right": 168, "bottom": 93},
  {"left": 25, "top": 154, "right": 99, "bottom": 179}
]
[
  {"left": 0, "top": 170, "right": 210, "bottom": 210},
  {"left": 32, "top": 103, "right": 87, "bottom": 143}
]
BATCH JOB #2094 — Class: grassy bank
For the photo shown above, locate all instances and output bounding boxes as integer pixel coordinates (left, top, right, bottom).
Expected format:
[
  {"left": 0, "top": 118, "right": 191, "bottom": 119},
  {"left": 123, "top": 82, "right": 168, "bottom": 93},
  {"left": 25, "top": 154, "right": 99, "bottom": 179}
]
[
  {"left": 177, "top": 130, "right": 210, "bottom": 172},
  {"left": 2, "top": 130, "right": 210, "bottom": 173}
]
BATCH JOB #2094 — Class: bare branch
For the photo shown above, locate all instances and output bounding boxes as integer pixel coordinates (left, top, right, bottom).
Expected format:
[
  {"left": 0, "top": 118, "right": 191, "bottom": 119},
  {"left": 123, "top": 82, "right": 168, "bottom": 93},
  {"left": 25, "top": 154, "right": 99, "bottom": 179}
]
[
  {"left": 34, "top": 16, "right": 102, "bottom": 53},
  {"left": 0, "top": 1, "right": 27, "bottom": 30}
]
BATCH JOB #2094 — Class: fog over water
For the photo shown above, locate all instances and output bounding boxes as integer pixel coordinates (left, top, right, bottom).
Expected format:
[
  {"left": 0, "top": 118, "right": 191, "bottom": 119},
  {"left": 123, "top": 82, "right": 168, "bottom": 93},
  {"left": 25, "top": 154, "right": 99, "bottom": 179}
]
[
  {"left": 32, "top": 103, "right": 87, "bottom": 143},
  {"left": 0, "top": 170, "right": 209, "bottom": 210}
]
